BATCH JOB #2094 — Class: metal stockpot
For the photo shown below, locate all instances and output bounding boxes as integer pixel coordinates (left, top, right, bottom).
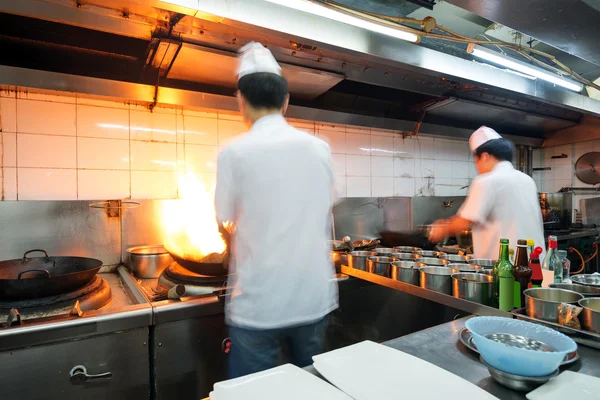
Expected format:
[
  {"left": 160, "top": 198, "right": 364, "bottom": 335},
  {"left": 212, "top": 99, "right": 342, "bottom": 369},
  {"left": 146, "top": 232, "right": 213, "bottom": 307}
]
[
  {"left": 579, "top": 298, "right": 600, "bottom": 334},
  {"left": 448, "top": 263, "right": 481, "bottom": 273},
  {"left": 128, "top": 245, "right": 173, "bottom": 278},
  {"left": 391, "top": 253, "right": 422, "bottom": 261},
  {"left": 393, "top": 246, "right": 421, "bottom": 253},
  {"left": 524, "top": 288, "right": 584, "bottom": 323},
  {"left": 419, "top": 266, "right": 459, "bottom": 295},
  {"left": 452, "top": 273, "right": 494, "bottom": 306},
  {"left": 549, "top": 283, "right": 600, "bottom": 297},
  {"left": 367, "top": 256, "right": 393, "bottom": 276},
  {"left": 440, "top": 254, "right": 472, "bottom": 263},
  {"left": 348, "top": 251, "right": 376, "bottom": 271},
  {"left": 468, "top": 258, "right": 496, "bottom": 269},
  {"left": 375, "top": 248, "right": 395, "bottom": 256},
  {"left": 416, "top": 250, "right": 446, "bottom": 258},
  {"left": 420, "top": 257, "right": 450, "bottom": 267},
  {"left": 389, "top": 261, "right": 426, "bottom": 286}
]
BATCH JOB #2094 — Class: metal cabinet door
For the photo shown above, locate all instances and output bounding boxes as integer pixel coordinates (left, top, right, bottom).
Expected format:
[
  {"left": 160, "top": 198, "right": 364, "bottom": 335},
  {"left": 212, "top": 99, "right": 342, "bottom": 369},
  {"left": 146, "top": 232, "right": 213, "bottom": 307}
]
[{"left": 0, "top": 328, "right": 150, "bottom": 400}]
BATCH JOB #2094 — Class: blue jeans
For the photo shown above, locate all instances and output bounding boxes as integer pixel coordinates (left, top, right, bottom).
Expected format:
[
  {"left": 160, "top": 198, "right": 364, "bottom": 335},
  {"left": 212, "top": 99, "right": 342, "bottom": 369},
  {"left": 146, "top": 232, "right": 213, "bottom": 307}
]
[{"left": 228, "top": 316, "right": 328, "bottom": 379}]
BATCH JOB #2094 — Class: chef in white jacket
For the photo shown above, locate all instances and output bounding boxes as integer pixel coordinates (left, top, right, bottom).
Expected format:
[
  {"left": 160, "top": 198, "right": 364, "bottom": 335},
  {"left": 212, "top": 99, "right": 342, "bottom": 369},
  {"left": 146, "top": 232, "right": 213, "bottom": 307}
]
[
  {"left": 214, "top": 42, "right": 338, "bottom": 379},
  {"left": 429, "top": 126, "right": 545, "bottom": 260}
]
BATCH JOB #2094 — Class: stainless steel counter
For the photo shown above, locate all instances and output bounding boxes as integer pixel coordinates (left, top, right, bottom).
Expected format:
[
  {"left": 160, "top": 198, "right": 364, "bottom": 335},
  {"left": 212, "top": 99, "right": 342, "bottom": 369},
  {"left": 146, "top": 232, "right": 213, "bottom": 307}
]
[{"left": 384, "top": 317, "right": 600, "bottom": 399}]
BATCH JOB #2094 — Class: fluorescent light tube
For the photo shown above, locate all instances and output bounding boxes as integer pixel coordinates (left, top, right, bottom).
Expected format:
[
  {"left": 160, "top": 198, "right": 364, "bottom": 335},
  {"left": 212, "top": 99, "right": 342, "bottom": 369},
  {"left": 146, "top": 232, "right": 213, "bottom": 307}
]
[
  {"left": 467, "top": 44, "right": 583, "bottom": 92},
  {"left": 263, "top": 0, "right": 419, "bottom": 43}
]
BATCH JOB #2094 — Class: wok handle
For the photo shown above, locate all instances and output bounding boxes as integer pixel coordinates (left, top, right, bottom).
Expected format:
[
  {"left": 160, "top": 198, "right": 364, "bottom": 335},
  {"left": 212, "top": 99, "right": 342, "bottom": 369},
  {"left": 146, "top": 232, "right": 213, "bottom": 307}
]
[
  {"left": 17, "top": 269, "right": 51, "bottom": 280},
  {"left": 22, "top": 249, "right": 50, "bottom": 262},
  {"left": 70, "top": 365, "right": 112, "bottom": 382}
]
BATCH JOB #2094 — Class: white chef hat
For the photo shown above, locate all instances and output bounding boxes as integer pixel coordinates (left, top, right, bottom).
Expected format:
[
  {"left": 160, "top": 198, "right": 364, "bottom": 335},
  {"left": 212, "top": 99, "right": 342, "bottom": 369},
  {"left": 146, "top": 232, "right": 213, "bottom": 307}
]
[
  {"left": 469, "top": 126, "right": 502, "bottom": 152},
  {"left": 237, "top": 42, "right": 282, "bottom": 79}
]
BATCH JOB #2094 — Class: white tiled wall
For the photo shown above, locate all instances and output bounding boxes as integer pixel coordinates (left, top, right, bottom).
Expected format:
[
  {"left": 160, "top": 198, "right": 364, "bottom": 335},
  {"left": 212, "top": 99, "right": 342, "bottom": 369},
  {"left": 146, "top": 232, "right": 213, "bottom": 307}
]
[{"left": 0, "top": 88, "right": 477, "bottom": 200}]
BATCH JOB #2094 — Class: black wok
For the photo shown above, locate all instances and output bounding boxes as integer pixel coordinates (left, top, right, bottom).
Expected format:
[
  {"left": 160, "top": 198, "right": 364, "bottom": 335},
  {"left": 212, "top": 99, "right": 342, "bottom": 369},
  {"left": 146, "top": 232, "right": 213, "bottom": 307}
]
[
  {"left": 0, "top": 249, "right": 103, "bottom": 300},
  {"left": 169, "top": 252, "right": 229, "bottom": 277}
]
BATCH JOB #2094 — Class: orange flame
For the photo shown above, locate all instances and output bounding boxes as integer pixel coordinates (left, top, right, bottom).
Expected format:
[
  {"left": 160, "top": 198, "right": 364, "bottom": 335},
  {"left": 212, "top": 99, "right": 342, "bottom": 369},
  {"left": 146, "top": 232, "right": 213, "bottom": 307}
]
[{"left": 161, "top": 172, "right": 226, "bottom": 261}]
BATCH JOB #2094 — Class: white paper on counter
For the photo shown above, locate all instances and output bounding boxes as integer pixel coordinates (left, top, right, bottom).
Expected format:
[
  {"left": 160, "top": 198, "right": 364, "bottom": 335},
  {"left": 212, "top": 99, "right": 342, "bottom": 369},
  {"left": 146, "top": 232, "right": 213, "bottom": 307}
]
[{"left": 526, "top": 370, "right": 600, "bottom": 400}]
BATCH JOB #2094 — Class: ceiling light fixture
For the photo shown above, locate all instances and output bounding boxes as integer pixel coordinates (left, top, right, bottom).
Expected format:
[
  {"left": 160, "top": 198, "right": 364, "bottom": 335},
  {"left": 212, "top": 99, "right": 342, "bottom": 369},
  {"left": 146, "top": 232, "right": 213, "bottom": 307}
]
[
  {"left": 263, "top": 0, "right": 419, "bottom": 43},
  {"left": 467, "top": 44, "right": 583, "bottom": 92}
]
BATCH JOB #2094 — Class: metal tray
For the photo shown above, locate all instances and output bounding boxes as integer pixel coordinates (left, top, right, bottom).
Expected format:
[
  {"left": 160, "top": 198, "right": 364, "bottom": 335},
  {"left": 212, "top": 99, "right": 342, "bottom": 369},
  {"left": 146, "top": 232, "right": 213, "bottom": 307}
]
[
  {"left": 458, "top": 328, "right": 579, "bottom": 365},
  {"left": 511, "top": 308, "right": 600, "bottom": 350}
]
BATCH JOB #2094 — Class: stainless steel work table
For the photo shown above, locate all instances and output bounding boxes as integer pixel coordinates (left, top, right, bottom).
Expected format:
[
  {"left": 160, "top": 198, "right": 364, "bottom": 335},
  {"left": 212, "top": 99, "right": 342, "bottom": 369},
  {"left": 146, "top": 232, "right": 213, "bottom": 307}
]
[{"left": 383, "top": 316, "right": 600, "bottom": 399}]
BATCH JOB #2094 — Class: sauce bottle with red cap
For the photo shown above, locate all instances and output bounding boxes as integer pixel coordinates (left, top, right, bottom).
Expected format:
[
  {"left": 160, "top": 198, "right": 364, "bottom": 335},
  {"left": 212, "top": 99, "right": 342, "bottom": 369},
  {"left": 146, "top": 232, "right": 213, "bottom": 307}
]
[{"left": 529, "top": 246, "right": 544, "bottom": 288}]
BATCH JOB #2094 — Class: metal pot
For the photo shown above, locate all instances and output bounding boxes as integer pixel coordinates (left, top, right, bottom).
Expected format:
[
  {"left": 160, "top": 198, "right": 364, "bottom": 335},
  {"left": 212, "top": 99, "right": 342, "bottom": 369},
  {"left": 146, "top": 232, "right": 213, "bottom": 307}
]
[
  {"left": 467, "top": 258, "right": 496, "bottom": 269},
  {"left": 419, "top": 257, "right": 450, "bottom": 267},
  {"left": 348, "top": 251, "right": 376, "bottom": 271},
  {"left": 127, "top": 245, "right": 173, "bottom": 278},
  {"left": 375, "top": 248, "right": 395, "bottom": 256},
  {"left": 0, "top": 249, "right": 103, "bottom": 300},
  {"left": 571, "top": 274, "right": 600, "bottom": 288},
  {"left": 389, "top": 261, "right": 426, "bottom": 285},
  {"left": 549, "top": 283, "right": 600, "bottom": 297},
  {"left": 579, "top": 298, "right": 600, "bottom": 334},
  {"left": 419, "top": 266, "right": 459, "bottom": 295},
  {"left": 330, "top": 251, "right": 348, "bottom": 269},
  {"left": 440, "top": 254, "right": 472, "bottom": 263},
  {"left": 391, "top": 253, "right": 422, "bottom": 261},
  {"left": 452, "top": 273, "right": 494, "bottom": 306},
  {"left": 367, "top": 256, "right": 393, "bottom": 276},
  {"left": 393, "top": 246, "right": 421, "bottom": 253},
  {"left": 416, "top": 250, "right": 446, "bottom": 258},
  {"left": 448, "top": 263, "right": 481, "bottom": 273},
  {"left": 524, "top": 288, "right": 584, "bottom": 323}
]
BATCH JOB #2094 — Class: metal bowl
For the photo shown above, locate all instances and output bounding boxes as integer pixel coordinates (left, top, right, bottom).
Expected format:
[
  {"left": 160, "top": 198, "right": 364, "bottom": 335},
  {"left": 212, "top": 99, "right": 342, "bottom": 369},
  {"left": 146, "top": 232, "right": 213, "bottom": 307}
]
[
  {"left": 393, "top": 246, "right": 421, "bottom": 253},
  {"left": 375, "top": 248, "right": 395, "bottom": 256},
  {"left": 348, "top": 251, "right": 377, "bottom": 271},
  {"left": 448, "top": 263, "right": 481, "bottom": 273},
  {"left": 468, "top": 258, "right": 496, "bottom": 269},
  {"left": 524, "top": 288, "right": 584, "bottom": 323},
  {"left": 367, "top": 256, "right": 393, "bottom": 276},
  {"left": 419, "top": 266, "right": 459, "bottom": 295},
  {"left": 549, "top": 283, "right": 600, "bottom": 297},
  {"left": 480, "top": 357, "right": 558, "bottom": 392},
  {"left": 579, "top": 298, "right": 600, "bottom": 334},
  {"left": 452, "top": 273, "right": 494, "bottom": 306},
  {"left": 572, "top": 274, "right": 600, "bottom": 288},
  {"left": 419, "top": 257, "right": 450, "bottom": 267},
  {"left": 416, "top": 250, "right": 446, "bottom": 258},
  {"left": 389, "top": 261, "right": 426, "bottom": 286},
  {"left": 440, "top": 254, "right": 472, "bottom": 263},
  {"left": 391, "top": 252, "right": 422, "bottom": 261},
  {"left": 127, "top": 245, "right": 173, "bottom": 278}
]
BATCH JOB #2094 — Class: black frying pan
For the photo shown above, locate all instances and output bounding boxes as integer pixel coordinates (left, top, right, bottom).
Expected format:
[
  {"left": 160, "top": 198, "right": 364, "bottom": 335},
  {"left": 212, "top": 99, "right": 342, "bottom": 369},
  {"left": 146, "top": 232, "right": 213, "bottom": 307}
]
[{"left": 0, "top": 249, "right": 103, "bottom": 300}]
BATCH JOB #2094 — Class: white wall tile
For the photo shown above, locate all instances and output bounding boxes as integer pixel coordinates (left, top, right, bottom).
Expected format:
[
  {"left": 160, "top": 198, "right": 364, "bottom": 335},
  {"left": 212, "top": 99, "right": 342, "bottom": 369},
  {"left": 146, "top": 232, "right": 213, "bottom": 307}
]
[
  {"left": 434, "top": 160, "right": 453, "bottom": 179},
  {"left": 532, "top": 148, "right": 543, "bottom": 167},
  {"left": 17, "top": 91, "right": 76, "bottom": 103},
  {"left": 553, "top": 164, "right": 573, "bottom": 181},
  {"left": 372, "top": 177, "right": 393, "bottom": 197},
  {"left": 346, "top": 177, "right": 371, "bottom": 197},
  {"left": 0, "top": 167, "right": 17, "bottom": 200},
  {"left": 370, "top": 135, "right": 394, "bottom": 157},
  {"left": 18, "top": 168, "right": 77, "bottom": 200},
  {"left": 130, "top": 141, "right": 176, "bottom": 171},
  {"left": 318, "top": 130, "right": 345, "bottom": 154},
  {"left": 394, "top": 157, "right": 415, "bottom": 178},
  {"left": 317, "top": 122, "right": 344, "bottom": 133},
  {"left": 331, "top": 154, "right": 346, "bottom": 176},
  {"left": 371, "top": 156, "right": 393, "bottom": 177},
  {"left": 77, "top": 105, "right": 130, "bottom": 139},
  {"left": 393, "top": 136, "right": 415, "bottom": 158},
  {"left": 434, "top": 139, "right": 454, "bottom": 160},
  {"left": 542, "top": 179, "right": 554, "bottom": 193},
  {"left": 198, "top": 172, "right": 217, "bottom": 192},
  {"left": 415, "top": 176, "right": 435, "bottom": 196},
  {"left": 468, "top": 162, "right": 478, "bottom": 179},
  {"left": 1, "top": 97, "right": 17, "bottom": 133},
  {"left": 334, "top": 175, "right": 347, "bottom": 198},
  {"left": 218, "top": 112, "right": 243, "bottom": 122},
  {"left": 131, "top": 171, "right": 178, "bottom": 199},
  {"left": 76, "top": 97, "right": 130, "bottom": 109},
  {"left": 452, "top": 161, "right": 469, "bottom": 179},
  {"left": 289, "top": 120, "right": 315, "bottom": 133},
  {"left": 78, "top": 170, "right": 130, "bottom": 200},
  {"left": 78, "top": 137, "right": 130, "bottom": 170},
  {"left": 17, "top": 134, "right": 76, "bottom": 168},
  {"left": 0, "top": 133, "right": 17, "bottom": 167},
  {"left": 179, "top": 115, "right": 219, "bottom": 146},
  {"left": 130, "top": 109, "right": 177, "bottom": 142},
  {"left": 554, "top": 179, "right": 571, "bottom": 192},
  {"left": 346, "top": 125, "right": 371, "bottom": 134},
  {"left": 414, "top": 137, "right": 434, "bottom": 159},
  {"left": 184, "top": 144, "right": 218, "bottom": 174},
  {"left": 415, "top": 159, "right": 435, "bottom": 178},
  {"left": 182, "top": 108, "right": 218, "bottom": 118},
  {"left": 435, "top": 178, "right": 455, "bottom": 196},
  {"left": 0, "top": 90, "right": 15, "bottom": 98},
  {"left": 450, "top": 140, "right": 470, "bottom": 161},
  {"left": 346, "top": 155, "right": 371, "bottom": 177},
  {"left": 394, "top": 177, "right": 415, "bottom": 197},
  {"left": 452, "top": 179, "right": 469, "bottom": 196},
  {"left": 217, "top": 119, "right": 246, "bottom": 146},
  {"left": 18, "top": 100, "right": 76, "bottom": 136},
  {"left": 346, "top": 133, "right": 370, "bottom": 155}
]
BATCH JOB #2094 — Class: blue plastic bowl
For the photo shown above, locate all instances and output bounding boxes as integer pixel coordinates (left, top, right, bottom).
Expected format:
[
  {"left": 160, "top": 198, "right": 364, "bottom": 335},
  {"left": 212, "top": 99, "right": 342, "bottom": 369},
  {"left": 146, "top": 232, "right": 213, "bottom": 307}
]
[{"left": 465, "top": 316, "right": 577, "bottom": 377}]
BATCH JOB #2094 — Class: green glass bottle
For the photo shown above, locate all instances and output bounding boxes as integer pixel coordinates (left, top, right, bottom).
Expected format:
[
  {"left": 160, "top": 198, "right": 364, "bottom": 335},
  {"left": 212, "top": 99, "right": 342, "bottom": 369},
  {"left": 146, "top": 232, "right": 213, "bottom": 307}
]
[{"left": 493, "top": 238, "right": 515, "bottom": 311}]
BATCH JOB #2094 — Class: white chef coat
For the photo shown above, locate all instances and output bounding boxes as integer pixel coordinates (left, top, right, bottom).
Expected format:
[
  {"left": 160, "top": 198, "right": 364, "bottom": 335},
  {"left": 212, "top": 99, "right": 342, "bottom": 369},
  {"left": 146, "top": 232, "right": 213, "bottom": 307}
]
[
  {"left": 215, "top": 114, "right": 339, "bottom": 329},
  {"left": 458, "top": 161, "right": 546, "bottom": 260}
]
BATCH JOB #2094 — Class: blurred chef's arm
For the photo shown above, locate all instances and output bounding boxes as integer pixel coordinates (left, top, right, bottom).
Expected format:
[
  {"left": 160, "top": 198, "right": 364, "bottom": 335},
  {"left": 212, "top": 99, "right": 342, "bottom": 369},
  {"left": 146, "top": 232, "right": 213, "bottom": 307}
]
[
  {"left": 429, "top": 177, "right": 493, "bottom": 243},
  {"left": 215, "top": 149, "right": 237, "bottom": 248}
]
